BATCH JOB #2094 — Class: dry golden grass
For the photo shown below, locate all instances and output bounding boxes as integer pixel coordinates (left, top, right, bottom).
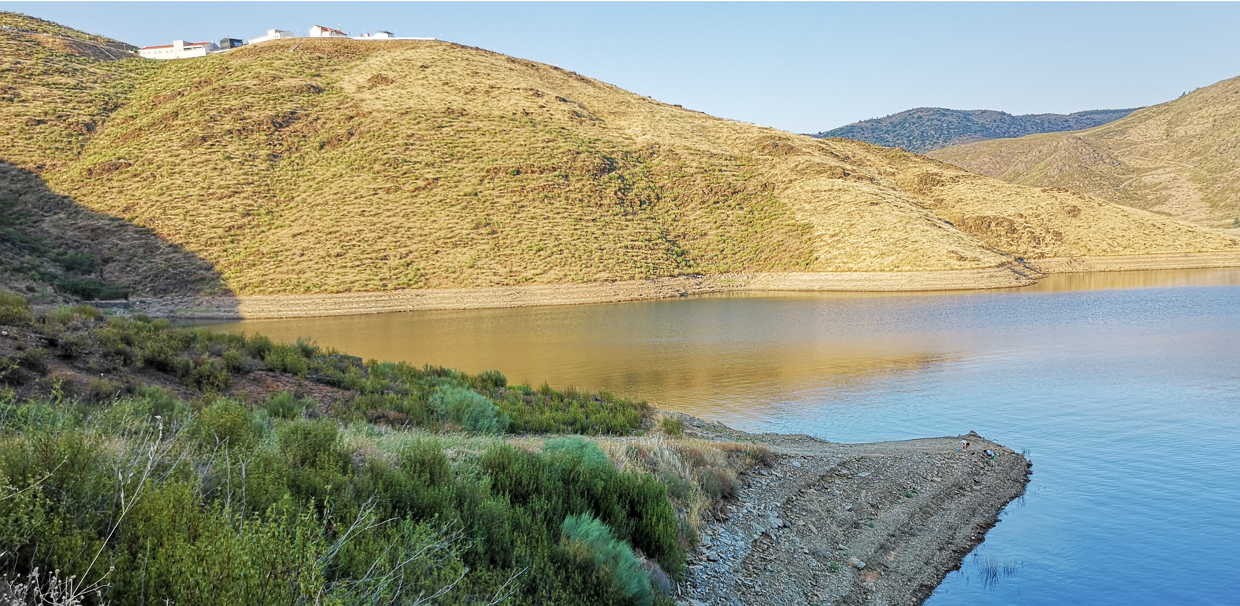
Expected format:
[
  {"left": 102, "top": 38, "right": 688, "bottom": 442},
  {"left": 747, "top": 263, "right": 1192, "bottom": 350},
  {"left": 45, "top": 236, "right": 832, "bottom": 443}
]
[
  {"left": 4, "top": 13, "right": 1237, "bottom": 297},
  {"left": 931, "top": 75, "right": 1240, "bottom": 229}
]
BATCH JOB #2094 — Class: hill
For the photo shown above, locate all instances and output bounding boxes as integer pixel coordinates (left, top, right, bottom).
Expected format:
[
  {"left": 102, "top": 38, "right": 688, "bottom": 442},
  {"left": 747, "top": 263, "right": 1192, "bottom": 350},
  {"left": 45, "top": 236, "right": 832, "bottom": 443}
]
[
  {"left": 814, "top": 107, "right": 1138, "bottom": 153},
  {"left": 931, "top": 76, "right": 1240, "bottom": 229},
  {"left": 0, "top": 15, "right": 222, "bottom": 301},
  {"left": 1, "top": 12, "right": 1237, "bottom": 305}
]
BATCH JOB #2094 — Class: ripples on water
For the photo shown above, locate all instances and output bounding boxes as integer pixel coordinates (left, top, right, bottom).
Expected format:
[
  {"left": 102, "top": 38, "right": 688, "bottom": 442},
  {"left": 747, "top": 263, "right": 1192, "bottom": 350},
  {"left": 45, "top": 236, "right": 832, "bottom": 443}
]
[{"left": 207, "top": 268, "right": 1240, "bottom": 604}]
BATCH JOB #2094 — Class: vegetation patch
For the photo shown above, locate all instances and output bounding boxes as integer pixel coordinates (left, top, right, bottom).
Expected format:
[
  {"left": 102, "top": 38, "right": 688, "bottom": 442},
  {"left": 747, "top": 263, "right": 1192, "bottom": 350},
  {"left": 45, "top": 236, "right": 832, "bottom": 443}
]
[{"left": 0, "top": 297, "right": 779, "bottom": 604}]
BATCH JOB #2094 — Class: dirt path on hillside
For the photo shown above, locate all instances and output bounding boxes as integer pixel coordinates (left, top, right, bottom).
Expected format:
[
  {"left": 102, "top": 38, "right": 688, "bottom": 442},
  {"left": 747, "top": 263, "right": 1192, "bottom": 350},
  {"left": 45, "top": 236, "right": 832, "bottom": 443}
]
[
  {"left": 677, "top": 417, "right": 1030, "bottom": 606},
  {"left": 129, "top": 252, "right": 1240, "bottom": 320}
]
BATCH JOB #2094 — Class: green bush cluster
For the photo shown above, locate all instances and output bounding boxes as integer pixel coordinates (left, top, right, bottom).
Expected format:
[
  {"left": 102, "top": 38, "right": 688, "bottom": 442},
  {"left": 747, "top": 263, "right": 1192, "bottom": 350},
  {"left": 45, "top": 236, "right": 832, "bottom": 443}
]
[
  {"left": 562, "top": 513, "right": 654, "bottom": 606},
  {"left": 430, "top": 384, "right": 510, "bottom": 433},
  {"left": 0, "top": 291, "right": 32, "bottom": 325},
  {"left": 0, "top": 391, "right": 683, "bottom": 605}
]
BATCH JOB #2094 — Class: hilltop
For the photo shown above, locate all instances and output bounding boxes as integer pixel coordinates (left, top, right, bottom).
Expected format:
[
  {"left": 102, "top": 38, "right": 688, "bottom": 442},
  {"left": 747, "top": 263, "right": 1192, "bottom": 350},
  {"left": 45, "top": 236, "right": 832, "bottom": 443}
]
[
  {"left": 932, "top": 76, "right": 1240, "bottom": 229},
  {"left": 814, "top": 107, "right": 1138, "bottom": 153},
  {"left": 1, "top": 12, "right": 1237, "bottom": 310}
]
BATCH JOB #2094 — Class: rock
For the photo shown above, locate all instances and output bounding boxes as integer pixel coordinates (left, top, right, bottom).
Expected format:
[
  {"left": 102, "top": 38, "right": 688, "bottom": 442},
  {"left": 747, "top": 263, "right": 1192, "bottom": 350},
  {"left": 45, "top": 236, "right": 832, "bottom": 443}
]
[
  {"left": 855, "top": 471, "right": 871, "bottom": 478},
  {"left": 642, "top": 559, "right": 673, "bottom": 596},
  {"left": 847, "top": 556, "right": 867, "bottom": 569}
]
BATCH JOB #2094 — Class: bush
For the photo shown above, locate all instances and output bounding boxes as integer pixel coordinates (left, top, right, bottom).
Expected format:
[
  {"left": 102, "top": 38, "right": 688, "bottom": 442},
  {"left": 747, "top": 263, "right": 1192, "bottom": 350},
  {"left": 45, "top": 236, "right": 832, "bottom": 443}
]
[
  {"left": 474, "top": 369, "right": 508, "bottom": 390},
  {"left": 544, "top": 437, "right": 612, "bottom": 471},
  {"left": 263, "top": 344, "right": 309, "bottom": 376},
  {"left": 698, "top": 467, "right": 737, "bottom": 501},
  {"left": 191, "top": 399, "right": 258, "bottom": 450},
  {"left": 0, "top": 292, "right": 32, "bottom": 325},
  {"left": 561, "top": 514, "right": 653, "bottom": 606},
  {"left": 83, "top": 377, "right": 127, "bottom": 402},
  {"left": 263, "top": 391, "right": 309, "bottom": 419},
  {"left": 54, "top": 278, "right": 128, "bottom": 301},
  {"left": 659, "top": 417, "right": 684, "bottom": 437},
  {"left": 429, "top": 385, "right": 509, "bottom": 434},
  {"left": 277, "top": 418, "right": 340, "bottom": 469},
  {"left": 188, "top": 357, "right": 230, "bottom": 392}
]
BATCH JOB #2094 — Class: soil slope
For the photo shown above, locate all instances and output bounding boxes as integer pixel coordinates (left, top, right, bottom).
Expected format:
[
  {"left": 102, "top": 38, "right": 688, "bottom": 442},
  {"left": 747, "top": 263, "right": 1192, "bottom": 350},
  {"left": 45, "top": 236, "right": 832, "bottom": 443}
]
[
  {"left": 2, "top": 12, "right": 1236, "bottom": 301},
  {"left": 932, "top": 75, "right": 1240, "bottom": 229}
]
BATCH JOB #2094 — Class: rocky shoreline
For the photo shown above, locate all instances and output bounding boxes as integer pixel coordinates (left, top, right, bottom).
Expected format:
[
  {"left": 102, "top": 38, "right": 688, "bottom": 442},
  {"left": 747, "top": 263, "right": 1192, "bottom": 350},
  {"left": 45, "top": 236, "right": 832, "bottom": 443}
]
[
  {"left": 675, "top": 415, "right": 1031, "bottom": 605},
  {"left": 123, "top": 252, "right": 1240, "bottom": 320}
]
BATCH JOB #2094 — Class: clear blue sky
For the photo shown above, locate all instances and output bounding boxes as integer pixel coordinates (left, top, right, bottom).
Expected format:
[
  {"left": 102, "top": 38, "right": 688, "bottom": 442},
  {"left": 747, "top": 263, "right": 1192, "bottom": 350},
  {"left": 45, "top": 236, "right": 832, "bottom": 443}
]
[{"left": 7, "top": 2, "right": 1240, "bottom": 132}]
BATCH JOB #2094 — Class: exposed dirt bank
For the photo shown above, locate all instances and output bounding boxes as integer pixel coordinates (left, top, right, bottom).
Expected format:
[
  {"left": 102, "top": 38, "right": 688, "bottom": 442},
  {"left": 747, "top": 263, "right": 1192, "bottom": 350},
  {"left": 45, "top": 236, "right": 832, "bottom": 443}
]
[
  {"left": 129, "top": 252, "right": 1240, "bottom": 320},
  {"left": 675, "top": 416, "right": 1031, "bottom": 606},
  {"left": 1028, "top": 251, "right": 1240, "bottom": 273},
  {"left": 137, "top": 265, "right": 1040, "bottom": 319}
]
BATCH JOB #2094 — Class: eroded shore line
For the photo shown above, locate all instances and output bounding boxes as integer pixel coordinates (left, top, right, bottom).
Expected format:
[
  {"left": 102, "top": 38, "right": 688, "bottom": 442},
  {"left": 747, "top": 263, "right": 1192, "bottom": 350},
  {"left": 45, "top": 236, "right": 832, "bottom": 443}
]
[
  {"left": 135, "top": 251, "right": 1240, "bottom": 319},
  {"left": 676, "top": 416, "right": 1031, "bottom": 606}
]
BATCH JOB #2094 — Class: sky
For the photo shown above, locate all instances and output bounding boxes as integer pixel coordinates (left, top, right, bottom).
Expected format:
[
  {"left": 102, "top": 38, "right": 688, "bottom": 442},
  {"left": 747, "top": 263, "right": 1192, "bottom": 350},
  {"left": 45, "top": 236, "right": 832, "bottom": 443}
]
[{"left": 7, "top": 2, "right": 1240, "bottom": 133}]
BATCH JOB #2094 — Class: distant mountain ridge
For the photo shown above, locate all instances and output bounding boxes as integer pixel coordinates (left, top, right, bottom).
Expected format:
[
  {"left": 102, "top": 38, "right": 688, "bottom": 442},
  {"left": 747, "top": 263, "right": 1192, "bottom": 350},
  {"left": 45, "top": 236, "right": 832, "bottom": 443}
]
[
  {"left": 814, "top": 107, "right": 1139, "bottom": 153},
  {"left": 931, "top": 75, "right": 1240, "bottom": 229}
]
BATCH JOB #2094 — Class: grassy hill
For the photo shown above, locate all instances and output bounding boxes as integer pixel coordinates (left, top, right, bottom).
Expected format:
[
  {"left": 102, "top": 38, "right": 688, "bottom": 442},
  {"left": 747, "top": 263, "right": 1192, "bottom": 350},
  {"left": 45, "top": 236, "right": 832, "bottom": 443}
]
[
  {"left": 815, "top": 107, "right": 1137, "bottom": 153},
  {"left": 931, "top": 76, "right": 1240, "bottom": 229},
  {"left": 2, "top": 12, "right": 1236, "bottom": 300}
]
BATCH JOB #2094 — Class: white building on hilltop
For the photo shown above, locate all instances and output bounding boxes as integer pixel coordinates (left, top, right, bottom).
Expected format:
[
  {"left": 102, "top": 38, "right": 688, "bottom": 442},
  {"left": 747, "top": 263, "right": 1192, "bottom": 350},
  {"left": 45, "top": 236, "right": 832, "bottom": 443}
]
[
  {"left": 248, "top": 28, "right": 296, "bottom": 45},
  {"left": 358, "top": 30, "right": 395, "bottom": 39},
  {"left": 138, "top": 40, "right": 217, "bottom": 60},
  {"left": 309, "top": 25, "right": 348, "bottom": 38}
]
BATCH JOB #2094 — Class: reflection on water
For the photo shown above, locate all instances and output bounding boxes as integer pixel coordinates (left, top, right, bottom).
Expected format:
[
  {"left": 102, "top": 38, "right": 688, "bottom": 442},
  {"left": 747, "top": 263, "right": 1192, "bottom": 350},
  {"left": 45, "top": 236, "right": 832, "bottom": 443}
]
[
  {"left": 205, "top": 268, "right": 1240, "bottom": 415},
  {"left": 206, "top": 297, "right": 958, "bottom": 414},
  {"left": 1022, "top": 267, "right": 1240, "bottom": 293},
  {"left": 203, "top": 268, "right": 1240, "bottom": 604}
]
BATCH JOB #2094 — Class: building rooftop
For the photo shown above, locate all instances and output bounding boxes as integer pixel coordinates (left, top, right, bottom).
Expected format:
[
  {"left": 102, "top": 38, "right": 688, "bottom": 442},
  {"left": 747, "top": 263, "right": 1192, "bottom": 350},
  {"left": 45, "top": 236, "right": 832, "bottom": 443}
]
[{"left": 140, "top": 41, "right": 212, "bottom": 50}]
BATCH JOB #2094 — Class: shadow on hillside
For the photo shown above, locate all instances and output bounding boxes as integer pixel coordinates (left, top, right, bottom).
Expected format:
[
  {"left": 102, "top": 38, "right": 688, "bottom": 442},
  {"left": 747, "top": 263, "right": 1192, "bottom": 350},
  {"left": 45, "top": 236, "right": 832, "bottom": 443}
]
[{"left": 0, "top": 161, "right": 237, "bottom": 315}]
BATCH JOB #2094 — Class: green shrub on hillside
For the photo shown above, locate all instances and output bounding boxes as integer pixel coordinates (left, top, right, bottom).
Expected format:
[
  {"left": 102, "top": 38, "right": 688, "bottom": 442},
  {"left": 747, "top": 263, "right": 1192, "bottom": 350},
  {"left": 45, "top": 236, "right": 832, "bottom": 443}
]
[
  {"left": 544, "top": 436, "right": 612, "bottom": 470},
  {"left": 562, "top": 513, "right": 654, "bottom": 606},
  {"left": 0, "top": 291, "right": 32, "bottom": 325},
  {"left": 430, "top": 385, "right": 510, "bottom": 433},
  {"left": 262, "top": 391, "right": 311, "bottom": 419},
  {"left": 191, "top": 398, "right": 259, "bottom": 450},
  {"left": 0, "top": 388, "right": 684, "bottom": 605}
]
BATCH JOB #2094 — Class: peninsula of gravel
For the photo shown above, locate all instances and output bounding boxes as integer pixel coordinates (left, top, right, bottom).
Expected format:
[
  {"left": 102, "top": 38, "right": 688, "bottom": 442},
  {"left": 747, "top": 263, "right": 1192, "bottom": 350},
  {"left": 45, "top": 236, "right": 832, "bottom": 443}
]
[{"left": 675, "top": 416, "right": 1030, "bottom": 606}]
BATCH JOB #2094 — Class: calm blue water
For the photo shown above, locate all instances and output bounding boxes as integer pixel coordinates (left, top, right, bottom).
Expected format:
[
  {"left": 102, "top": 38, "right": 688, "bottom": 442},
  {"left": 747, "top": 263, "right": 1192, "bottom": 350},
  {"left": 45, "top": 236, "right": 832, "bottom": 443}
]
[
  {"left": 712, "top": 284, "right": 1240, "bottom": 605},
  {"left": 208, "top": 269, "right": 1240, "bottom": 604}
]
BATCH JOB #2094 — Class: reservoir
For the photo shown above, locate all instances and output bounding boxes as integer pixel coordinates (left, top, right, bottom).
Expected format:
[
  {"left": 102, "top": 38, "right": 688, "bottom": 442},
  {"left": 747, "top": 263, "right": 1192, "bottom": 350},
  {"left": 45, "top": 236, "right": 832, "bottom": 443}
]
[{"left": 206, "top": 268, "right": 1240, "bottom": 605}]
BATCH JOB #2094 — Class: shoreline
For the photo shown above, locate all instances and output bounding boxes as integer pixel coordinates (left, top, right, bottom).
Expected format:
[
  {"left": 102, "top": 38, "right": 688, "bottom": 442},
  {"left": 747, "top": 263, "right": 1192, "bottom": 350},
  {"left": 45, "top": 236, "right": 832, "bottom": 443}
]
[
  {"left": 133, "top": 251, "right": 1240, "bottom": 320},
  {"left": 678, "top": 415, "right": 1032, "bottom": 605}
]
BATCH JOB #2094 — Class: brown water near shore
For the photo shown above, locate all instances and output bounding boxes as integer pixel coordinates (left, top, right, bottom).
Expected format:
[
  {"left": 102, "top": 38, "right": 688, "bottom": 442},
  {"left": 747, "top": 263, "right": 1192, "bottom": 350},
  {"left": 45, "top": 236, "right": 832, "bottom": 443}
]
[{"left": 201, "top": 267, "right": 1240, "bottom": 416}]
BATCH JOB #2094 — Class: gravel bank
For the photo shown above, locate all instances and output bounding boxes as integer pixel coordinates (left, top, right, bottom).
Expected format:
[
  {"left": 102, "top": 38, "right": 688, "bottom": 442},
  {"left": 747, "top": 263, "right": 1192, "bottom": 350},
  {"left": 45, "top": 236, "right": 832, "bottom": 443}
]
[
  {"left": 677, "top": 416, "right": 1031, "bottom": 606},
  {"left": 130, "top": 252, "right": 1240, "bottom": 320},
  {"left": 137, "top": 265, "right": 1038, "bottom": 319}
]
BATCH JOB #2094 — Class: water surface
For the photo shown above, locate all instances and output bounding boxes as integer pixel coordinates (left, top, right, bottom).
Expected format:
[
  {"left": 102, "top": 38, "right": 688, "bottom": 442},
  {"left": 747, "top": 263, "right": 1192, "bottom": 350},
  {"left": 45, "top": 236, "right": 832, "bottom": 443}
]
[{"left": 207, "top": 268, "right": 1240, "bottom": 604}]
